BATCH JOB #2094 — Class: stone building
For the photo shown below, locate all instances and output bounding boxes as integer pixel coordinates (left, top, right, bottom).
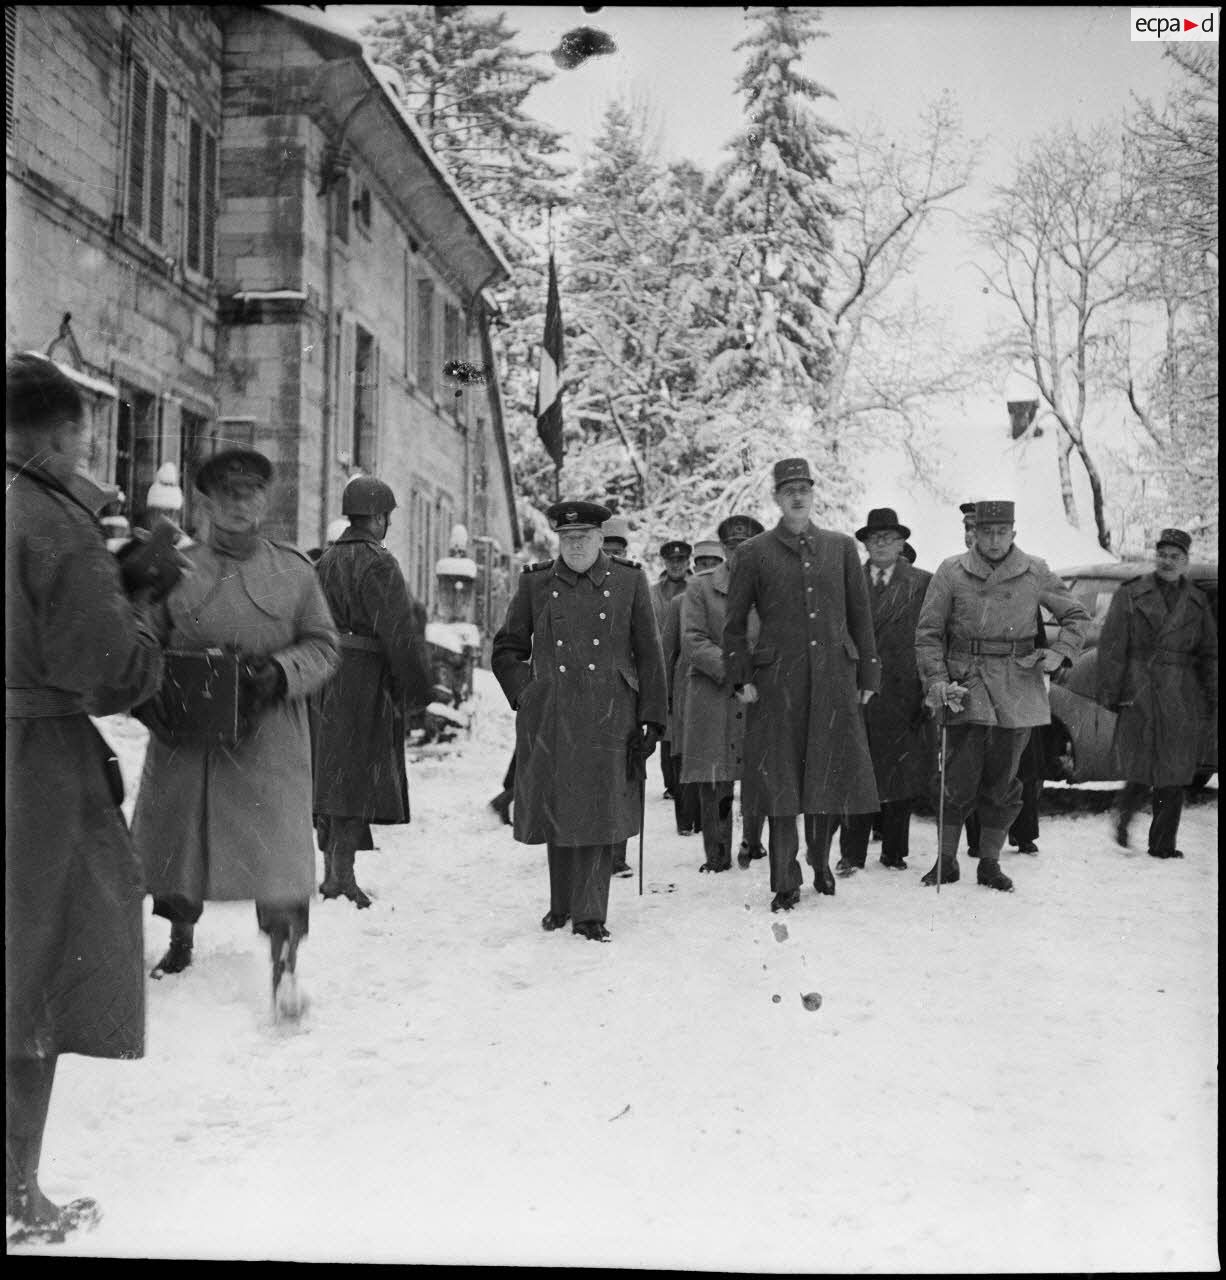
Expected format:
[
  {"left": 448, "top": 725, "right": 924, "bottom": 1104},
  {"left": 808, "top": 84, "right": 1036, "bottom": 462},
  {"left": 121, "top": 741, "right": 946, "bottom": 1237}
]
[{"left": 6, "top": 4, "right": 520, "bottom": 619}]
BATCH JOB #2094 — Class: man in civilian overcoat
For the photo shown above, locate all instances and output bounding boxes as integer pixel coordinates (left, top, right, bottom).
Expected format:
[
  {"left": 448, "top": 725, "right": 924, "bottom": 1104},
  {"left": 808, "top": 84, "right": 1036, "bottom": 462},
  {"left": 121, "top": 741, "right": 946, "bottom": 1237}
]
[
  {"left": 1097, "top": 528, "right": 1217, "bottom": 860},
  {"left": 492, "top": 501, "right": 668, "bottom": 941},
  {"left": 836, "top": 508, "right": 933, "bottom": 874},
  {"left": 915, "top": 499, "right": 1089, "bottom": 892},
  {"left": 722, "top": 459, "right": 882, "bottom": 912},
  {"left": 313, "top": 475, "right": 432, "bottom": 907}
]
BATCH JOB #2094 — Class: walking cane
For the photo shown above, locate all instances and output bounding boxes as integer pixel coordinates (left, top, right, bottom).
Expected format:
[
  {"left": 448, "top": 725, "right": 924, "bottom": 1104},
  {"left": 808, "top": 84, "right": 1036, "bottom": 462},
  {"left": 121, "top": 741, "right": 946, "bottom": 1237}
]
[
  {"left": 638, "top": 774, "right": 646, "bottom": 897},
  {"left": 936, "top": 705, "right": 948, "bottom": 895}
]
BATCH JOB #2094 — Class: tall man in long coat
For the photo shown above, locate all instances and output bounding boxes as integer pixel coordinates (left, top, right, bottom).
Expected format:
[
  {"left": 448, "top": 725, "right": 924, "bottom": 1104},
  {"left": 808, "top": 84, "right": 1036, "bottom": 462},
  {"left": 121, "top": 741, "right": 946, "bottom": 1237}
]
[
  {"left": 492, "top": 501, "right": 668, "bottom": 941},
  {"left": 133, "top": 449, "right": 339, "bottom": 1009},
  {"left": 651, "top": 538, "right": 695, "bottom": 820},
  {"left": 680, "top": 518, "right": 767, "bottom": 873},
  {"left": 660, "top": 584, "right": 702, "bottom": 836},
  {"left": 1097, "top": 528, "right": 1217, "bottom": 859},
  {"left": 6, "top": 353, "right": 166, "bottom": 1241},
  {"left": 313, "top": 476, "right": 431, "bottom": 907},
  {"left": 836, "top": 508, "right": 933, "bottom": 874},
  {"left": 723, "top": 459, "right": 882, "bottom": 913},
  {"left": 915, "top": 499, "right": 1089, "bottom": 892}
]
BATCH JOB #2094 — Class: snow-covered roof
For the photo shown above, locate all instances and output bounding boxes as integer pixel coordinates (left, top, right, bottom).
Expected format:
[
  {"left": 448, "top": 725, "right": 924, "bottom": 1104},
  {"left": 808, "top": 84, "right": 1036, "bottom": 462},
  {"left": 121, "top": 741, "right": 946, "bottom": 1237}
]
[{"left": 22, "top": 352, "right": 117, "bottom": 399}]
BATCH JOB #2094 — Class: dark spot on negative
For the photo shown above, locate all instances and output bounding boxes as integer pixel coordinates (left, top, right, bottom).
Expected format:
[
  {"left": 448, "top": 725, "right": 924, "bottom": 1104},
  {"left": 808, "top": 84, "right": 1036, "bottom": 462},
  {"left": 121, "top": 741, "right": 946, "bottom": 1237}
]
[{"left": 551, "top": 26, "right": 618, "bottom": 70}]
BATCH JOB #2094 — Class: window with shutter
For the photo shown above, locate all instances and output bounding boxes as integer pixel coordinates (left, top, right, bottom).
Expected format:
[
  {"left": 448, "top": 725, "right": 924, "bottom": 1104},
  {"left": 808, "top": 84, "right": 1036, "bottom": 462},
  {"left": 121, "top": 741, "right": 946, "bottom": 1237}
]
[
  {"left": 416, "top": 280, "right": 435, "bottom": 394},
  {"left": 148, "top": 82, "right": 168, "bottom": 244},
  {"left": 202, "top": 131, "right": 216, "bottom": 277},
  {"left": 127, "top": 61, "right": 149, "bottom": 229},
  {"left": 186, "top": 119, "right": 201, "bottom": 272},
  {"left": 5, "top": 7, "right": 18, "bottom": 143},
  {"left": 353, "top": 326, "right": 378, "bottom": 470},
  {"left": 184, "top": 116, "right": 217, "bottom": 278},
  {"left": 336, "top": 315, "right": 355, "bottom": 463}
]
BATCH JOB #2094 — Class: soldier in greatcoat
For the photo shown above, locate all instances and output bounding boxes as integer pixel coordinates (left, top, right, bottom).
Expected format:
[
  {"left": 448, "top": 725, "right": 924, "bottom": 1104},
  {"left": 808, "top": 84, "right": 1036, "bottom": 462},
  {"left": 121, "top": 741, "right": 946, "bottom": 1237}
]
[
  {"left": 915, "top": 499, "right": 1089, "bottom": 892},
  {"left": 723, "top": 459, "right": 882, "bottom": 913},
  {"left": 132, "top": 449, "right": 339, "bottom": 1010},
  {"left": 601, "top": 514, "right": 636, "bottom": 876},
  {"left": 6, "top": 354, "right": 166, "bottom": 1240},
  {"left": 835, "top": 508, "right": 933, "bottom": 874},
  {"left": 313, "top": 476, "right": 432, "bottom": 907},
  {"left": 660, "top": 585, "right": 702, "bottom": 837},
  {"left": 492, "top": 501, "right": 668, "bottom": 941},
  {"left": 680, "top": 518, "right": 767, "bottom": 873},
  {"left": 1097, "top": 528, "right": 1217, "bottom": 859},
  {"left": 651, "top": 538, "right": 696, "bottom": 824}
]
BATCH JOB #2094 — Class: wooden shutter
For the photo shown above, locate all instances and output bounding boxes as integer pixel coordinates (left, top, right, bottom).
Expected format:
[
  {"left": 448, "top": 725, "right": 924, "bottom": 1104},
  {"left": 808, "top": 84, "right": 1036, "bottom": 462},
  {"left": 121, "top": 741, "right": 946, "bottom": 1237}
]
[
  {"left": 5, "top": 7, "right": 17, "bottom": 141},
  {"left": 202, "top": 130, "right": 217, "bottom": 278},
  {"left": 127, "top": 60, "right": 149, "bottom": 230},
  {"left": 186, "top": 118, "right": 202, "bottom": 272},
  {"left": 336, "top": 314, "right": 355, "bottom": 462},
  {"left": 416, "top": 279, "right": 434, "bottom": 392},
  {"left": 148, "top": 81, "right": 168, "bottom": 243}
]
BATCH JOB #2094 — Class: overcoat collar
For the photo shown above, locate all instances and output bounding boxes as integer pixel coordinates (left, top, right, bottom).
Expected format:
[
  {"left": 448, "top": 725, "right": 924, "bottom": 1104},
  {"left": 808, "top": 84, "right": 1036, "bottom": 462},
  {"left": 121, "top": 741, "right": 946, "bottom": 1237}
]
[
  {"left": 770, "top": 519, "right": 821, "bottom": 553},
  {"left": 336, "top": 526, "right": 383, "bottom": 547},
  {"left": 553, "top": 551, "right": 611, "bottom": 587},
  {"left": 710, "top": 560, "right": 731, "bottom": 595},
  {"left": 1131, "top": 572, "right": 1189, "bottom": 635},
  {"left": 960, "top": 544, "right": 1031, "bottom": 583}
]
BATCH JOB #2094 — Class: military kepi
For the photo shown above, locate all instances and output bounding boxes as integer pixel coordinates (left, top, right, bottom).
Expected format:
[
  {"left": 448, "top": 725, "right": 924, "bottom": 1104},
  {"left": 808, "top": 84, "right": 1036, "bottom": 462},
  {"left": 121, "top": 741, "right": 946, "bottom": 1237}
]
[
  {"left": 659, "top": 540, "right": 692, "bottom": 560},
  {"left": 546, "top": 499, "right": 611, "bottom": 531},
  {"left": 974, "top": 499, "right": 1014, "bottom": 524},
  {"left": 717, "top": 514, "right": 765, "bottom": 543},
  {"left": 1156, "top": 527, "right": 1191, "bottom": 554},
  {"left": 773, "top": 457, "right": 814, "bottom": 488},
  {"left": 194, "top": 448, "right": 272, "bottom": 494},
  {"left": 856, "top": 507, "right": 911, "bottom": 542}
]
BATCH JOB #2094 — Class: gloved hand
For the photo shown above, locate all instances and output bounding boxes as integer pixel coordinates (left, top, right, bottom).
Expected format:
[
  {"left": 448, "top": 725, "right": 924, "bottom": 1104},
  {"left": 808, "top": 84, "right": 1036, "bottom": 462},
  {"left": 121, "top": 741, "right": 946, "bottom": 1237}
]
[
  {"left": 626, "top": 722, "right": 663, "bottom": 781},
  {"left": 1039, "top": 649, "right": 1068, "bottom": 676},
  {"left": 925, "top": 680, "right": 967, "bottom": 714},
  {"left": 239, "top": 656, "right": 287, "bottom": 716},
  {"left": 116, "top": 519, "right": 188, "bottom": 601}
]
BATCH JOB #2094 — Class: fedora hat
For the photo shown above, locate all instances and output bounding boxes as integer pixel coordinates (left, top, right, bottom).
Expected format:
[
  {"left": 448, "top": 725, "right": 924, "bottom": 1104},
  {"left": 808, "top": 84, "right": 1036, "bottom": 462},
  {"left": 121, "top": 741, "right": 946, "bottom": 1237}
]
[{"left": 855, "top": 507, "right": 911, "bottom": 542}]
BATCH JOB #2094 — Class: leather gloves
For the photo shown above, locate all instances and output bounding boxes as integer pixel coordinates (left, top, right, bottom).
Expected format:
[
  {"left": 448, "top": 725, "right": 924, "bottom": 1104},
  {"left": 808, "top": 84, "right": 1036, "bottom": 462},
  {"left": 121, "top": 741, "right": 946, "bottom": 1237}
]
[
  {"left": 115, "top": 519, "right": 188, "bottom": 600},
  {"left": 924, "top": 680, "right": 967, "bottom": 714},
  {"left": 239, "top": 656, "right": 287, "bottom": 716},
  {"left": 626, "top": 722, "right": 664, "bottom": 781}
]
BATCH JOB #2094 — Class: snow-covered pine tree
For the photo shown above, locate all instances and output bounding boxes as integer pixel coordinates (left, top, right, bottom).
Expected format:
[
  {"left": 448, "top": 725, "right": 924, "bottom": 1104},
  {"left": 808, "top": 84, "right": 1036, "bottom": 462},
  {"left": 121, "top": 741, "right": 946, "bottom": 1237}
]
[{"left": 710, "top": 6, "right": 841, "bottom": 397}]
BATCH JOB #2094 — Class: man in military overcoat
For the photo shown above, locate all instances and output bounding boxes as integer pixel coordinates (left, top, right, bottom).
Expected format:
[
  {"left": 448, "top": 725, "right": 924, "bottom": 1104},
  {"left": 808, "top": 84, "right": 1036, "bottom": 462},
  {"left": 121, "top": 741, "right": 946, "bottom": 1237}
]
[
  {"left": 492, "top": 501, "right": 668, "bottom": 941},
  {"left": 915, "top": 499, "right": 1089, "bottom": 892},
  {"left": 313, "top": 476, "right": 432, "bottom": 907},
  {"left": 133, "top": 449, "right": 339, "bottom": 1008},
  {"left": 723, "top": 459, "right": 882, "bottom": 912},
  {"left": 1097, "top": 528, "right": 1217, "bottom": 859},
  {"left": 680, "top": 518, "right": 767, "bottom": 873},
  {"left": 651, "top": 538, "right": 694, "bottom": 811},
  {"left": 836, "top": 508, "right": 933, "bottom": 874}
]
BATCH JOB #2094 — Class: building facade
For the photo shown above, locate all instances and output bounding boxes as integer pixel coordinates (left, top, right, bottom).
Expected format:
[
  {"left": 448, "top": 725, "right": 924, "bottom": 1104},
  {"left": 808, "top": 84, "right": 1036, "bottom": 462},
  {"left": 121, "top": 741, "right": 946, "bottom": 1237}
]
[{"left": 6, "top": 4, "right": 520, "bottom": 618}]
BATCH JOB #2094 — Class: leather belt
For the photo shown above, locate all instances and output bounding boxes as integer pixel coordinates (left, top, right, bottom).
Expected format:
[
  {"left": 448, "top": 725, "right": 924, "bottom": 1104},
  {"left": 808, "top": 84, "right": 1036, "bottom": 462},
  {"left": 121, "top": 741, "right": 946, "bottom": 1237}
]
[
  {"left": 6, "top": 686, "right": 86, "bottom": 718},
  {"left": 950, "top": 638, "right": 1036, "bottom": 658},
  {"left": 339, "top": 632, "right": 383, "bottom": 653}
]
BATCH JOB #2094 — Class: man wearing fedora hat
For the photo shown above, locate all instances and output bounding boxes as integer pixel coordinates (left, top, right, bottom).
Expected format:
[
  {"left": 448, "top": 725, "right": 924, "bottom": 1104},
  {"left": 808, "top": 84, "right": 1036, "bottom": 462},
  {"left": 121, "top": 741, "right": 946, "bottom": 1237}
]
[
  {"left": 915, "top": 499, "right": 1089, "bottom": 892},
  {"left": 680, "top": 517, "right": 768, "bottom": 872},
  {"left": 132, "top": 448, "right": 339, "bottom": 1011},
  {"left": 492, "top": 500, "right": 668, "bottom": 941},
  {"left": 1097, "top": 528, "right": 1217, "bottom": 860},
  {"left": 835, "top": 508, "right": 933, "bottom": 874},
  {"left": 723, "top": 459, "right": 881, "bottom": 912}
]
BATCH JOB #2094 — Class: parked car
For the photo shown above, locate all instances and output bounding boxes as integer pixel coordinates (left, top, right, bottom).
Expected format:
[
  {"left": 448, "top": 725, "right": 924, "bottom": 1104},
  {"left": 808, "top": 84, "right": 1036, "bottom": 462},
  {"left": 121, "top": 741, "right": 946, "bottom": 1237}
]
[{"left": 1039, "top": 561, "right": 1218, "bottom": 786}]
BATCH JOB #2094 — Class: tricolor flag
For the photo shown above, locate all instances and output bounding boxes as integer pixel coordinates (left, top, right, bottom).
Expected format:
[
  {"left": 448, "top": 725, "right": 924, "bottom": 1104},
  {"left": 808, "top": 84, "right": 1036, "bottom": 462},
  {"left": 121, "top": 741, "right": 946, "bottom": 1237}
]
[{"left": 534, "top": 253, "right": 565, "bottom": 470}]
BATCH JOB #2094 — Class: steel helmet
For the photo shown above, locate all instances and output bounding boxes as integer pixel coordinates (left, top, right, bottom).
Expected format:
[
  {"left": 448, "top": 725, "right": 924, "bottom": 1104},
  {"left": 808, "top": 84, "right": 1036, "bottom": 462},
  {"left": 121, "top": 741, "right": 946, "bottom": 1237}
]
[{"left": 341, "top": 475, "right": 397, "bottom": 516}]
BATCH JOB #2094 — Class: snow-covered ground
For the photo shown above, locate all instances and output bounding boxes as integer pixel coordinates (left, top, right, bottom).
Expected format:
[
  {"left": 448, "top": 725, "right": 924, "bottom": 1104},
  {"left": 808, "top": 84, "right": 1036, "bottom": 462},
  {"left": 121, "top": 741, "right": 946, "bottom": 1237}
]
[{"left": 15, "top": 669, "right": 1218, "bottom": 1270}]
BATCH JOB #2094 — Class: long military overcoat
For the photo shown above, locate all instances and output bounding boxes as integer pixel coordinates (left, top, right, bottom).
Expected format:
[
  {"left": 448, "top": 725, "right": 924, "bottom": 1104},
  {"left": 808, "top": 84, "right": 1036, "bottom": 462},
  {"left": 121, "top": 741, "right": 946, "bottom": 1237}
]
[
  {"left": 680, "top": 562, "right": 758, "bottom": 785},
  {"left": 661, "top": 589, "right": 689, "bottom": 754},
  {"left": 312, "top": 528, "right": 431, "bottom": 823},
  {"left": 1096, "top": 573, "right": 1217, "bottom": 786},
  {"left": 722, "top": 522, "right": 882, "bottom": 817},
  {"left": 492, "top": 553, "right": 668, "bottom": 846},
  {"left": 6, "top": 455, "right": 163, "bottom": 1060},
  {"left": 915, "top": 545, "right": 1089, "bottom": 728},
  {"left": 862, "top": 559, "right": 934, "bottom": 801},
  {"left": 132, "top": 539, "right": 339, "bottom": 906}
]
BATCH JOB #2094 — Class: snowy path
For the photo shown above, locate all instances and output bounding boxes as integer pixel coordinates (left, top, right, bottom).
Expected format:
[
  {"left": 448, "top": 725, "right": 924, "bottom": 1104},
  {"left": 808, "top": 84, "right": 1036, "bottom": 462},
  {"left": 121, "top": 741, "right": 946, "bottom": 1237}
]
[{"left": 17, "top": 670, "right": 1218, "bottom": 1270}]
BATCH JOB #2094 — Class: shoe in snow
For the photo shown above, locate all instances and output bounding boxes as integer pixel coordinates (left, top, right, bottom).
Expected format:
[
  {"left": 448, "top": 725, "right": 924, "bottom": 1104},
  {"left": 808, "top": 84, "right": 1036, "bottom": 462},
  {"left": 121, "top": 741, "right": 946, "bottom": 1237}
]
[
  {"left": 834, "top": 857, "right": 860, "bottom": 878},
  {"left": 6, "top": 1194, "right": 100, "bottom": 1246},
  {"left": 489, "top": 789, "right": 513, "bottom": 825},
  {"left": 1014, "top": 841, "right": 1039, "bottom": 855},
  {"left": 737, "top": 841, "right": 766, "bottom": 869},
  {"left": 541, "top": 910, "right": 569, "bottom": 931},
  {"left": 879, "top": 856, "right": 907, "bottom": 870},
  {"left": 976, "top": 859, "right": 1014, "bottom": 891},
  {"left": 572, "top": 920, "right": 610, "bottom": 942},
  {"left": 1148, "top": 847, "right": 1184, "bottom": 859},
  {"left": 150, "top": 924, "right": 193, "bottom": 978},
  {"left": 770, "top": 889, "right": 800, "bottom": 913},
  {"left": 921, "top": 857, "right": 960, "bottom": 887},
  {"left": 612, "top": 859, "right": 634, "bottom": 878}
]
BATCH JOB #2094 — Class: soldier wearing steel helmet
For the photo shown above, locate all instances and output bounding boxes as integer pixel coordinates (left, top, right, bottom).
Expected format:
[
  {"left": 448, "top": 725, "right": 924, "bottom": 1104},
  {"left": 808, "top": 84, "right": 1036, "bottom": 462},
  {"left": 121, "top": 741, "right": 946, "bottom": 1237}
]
[{"left": 312, "top": 476, "right": 432, "bottom": 907}]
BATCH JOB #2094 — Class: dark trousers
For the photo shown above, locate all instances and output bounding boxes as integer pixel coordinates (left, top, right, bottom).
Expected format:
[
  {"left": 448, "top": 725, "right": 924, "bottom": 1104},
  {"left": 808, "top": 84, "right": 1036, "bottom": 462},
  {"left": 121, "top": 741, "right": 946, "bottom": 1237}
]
[
  {"left": 965, "top": 779, "right": 1041, "bottom": 849},
  {"left": 839, "top": 798, "right": 913, "bottom": 866},
  {"left": 316, "top": 813, "right": 374, "bottom": 855},
  {"left": 661, "top": 744, "right": 680, "bottom": 796},
  {"left": 767, "top": 814, "right": 839, "bottom": 893},
  {"left": 612, "top": 838, "right": 629, "bottom": 870},
  {"left": 1120, "top": 782, "right": 1185, "bottom": 854},
  {"left": 153, "top": 893, "right": 310, "bottom": 939},
  {"left": 741, "top": 805, "right": 765, "bottom": 851},
  {"left": 547, "top": 843, "right": 614, "bottom": 926},
  {"left": 937, "top": 724, "right": 1030, "bottom": 859},
  {"left": 664, "top": 748, "right": 700, "bottom": 833},
  {"left": 698, "top": 781, "right": 734, "bottom": 865}
]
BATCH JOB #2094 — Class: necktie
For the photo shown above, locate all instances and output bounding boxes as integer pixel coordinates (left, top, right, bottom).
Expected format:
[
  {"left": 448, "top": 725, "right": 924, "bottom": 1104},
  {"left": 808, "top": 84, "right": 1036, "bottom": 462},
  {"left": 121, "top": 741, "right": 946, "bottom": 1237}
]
[{"left": 874, "top": 569, "right": 887, "bottom": 592}]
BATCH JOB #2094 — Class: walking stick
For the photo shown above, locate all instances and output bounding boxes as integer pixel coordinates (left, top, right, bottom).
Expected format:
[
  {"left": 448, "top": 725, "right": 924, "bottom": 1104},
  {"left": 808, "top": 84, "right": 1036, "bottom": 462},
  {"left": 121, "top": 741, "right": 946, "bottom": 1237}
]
[
  {"left": 936, "top": 707, "right": 948, "bottom": 895},
  {"left": 638, "top": 774, "right": 646, "bottom": 896}
]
